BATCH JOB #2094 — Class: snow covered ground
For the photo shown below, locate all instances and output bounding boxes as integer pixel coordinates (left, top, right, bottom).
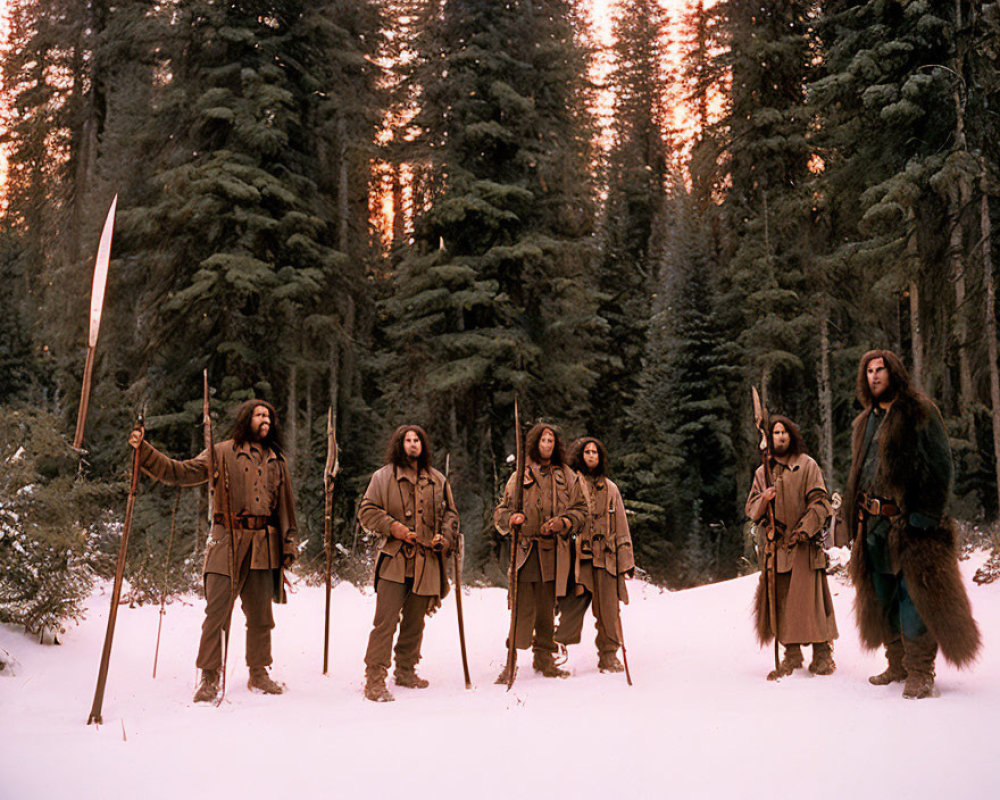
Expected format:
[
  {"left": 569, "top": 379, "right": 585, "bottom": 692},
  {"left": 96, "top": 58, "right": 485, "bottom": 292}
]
[{"left": 2, "top": 554, "right": 997, "bottom": 800}]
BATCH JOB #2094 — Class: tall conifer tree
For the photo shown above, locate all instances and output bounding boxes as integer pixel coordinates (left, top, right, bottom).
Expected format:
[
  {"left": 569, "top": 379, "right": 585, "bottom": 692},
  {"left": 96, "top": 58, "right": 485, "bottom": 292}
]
[{"left": 381, "top": 0, "right": 602, "bottom": 548}]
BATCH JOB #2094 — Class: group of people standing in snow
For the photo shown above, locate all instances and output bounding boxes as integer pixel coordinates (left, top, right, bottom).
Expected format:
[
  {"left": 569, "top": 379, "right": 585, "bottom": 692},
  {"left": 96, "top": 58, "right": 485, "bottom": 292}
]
[
  {"left": 130, "top": 409, "right": 635, "bottom": 703},
  {"left": 128, "top": 347, "right": 980, "bottom": 705}
]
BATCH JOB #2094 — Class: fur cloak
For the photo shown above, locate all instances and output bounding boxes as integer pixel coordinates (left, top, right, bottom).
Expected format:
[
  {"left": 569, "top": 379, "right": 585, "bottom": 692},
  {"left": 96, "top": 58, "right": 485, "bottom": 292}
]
[{"left": 845, "top": 396, "right": 980, "bottom": 667}]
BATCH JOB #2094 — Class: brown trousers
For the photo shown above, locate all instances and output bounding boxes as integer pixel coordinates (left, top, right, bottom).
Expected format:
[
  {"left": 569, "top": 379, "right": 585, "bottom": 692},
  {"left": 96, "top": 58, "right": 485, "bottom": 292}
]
[
  {"left": 196, "top": 554, "right": 275, "bottom": 671},
  {"left": 509, "top": 579, "right": 558, "bottom": 656},
  {"left": 555, "top": 564, "right": 622, "bottom": 655},
  {"left": 364, "top": 578, "right": 432, "bottom": 672}
]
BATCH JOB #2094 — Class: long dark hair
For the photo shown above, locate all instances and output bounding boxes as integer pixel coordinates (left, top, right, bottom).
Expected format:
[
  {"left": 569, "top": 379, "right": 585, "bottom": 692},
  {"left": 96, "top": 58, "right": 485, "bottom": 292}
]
[
  {"left": 767, "top": 415, "right": 805, "bottom": 457},
  {"left": 856, "top": 349, "right": 921, "bottom": 409},
  {"left": 568, "top": 436, "right": 607, "bottom": 477},
  {"left": 386, "top": 425, "right": 432, "bottom": 471},
  {"left": 526, "top": 422, "right": 565, "bottom": 466},
  {"left": 230, "top": 399, "right": 283, "bottom": 454}
]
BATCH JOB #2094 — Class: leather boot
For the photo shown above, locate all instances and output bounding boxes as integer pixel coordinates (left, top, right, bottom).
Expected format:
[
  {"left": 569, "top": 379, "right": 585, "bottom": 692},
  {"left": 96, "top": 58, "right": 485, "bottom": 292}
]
[
  {"left": 598, "top": 652, "right": 625, "bottom": 673},
  {"left": 902, "top": 634, "right": 938, "bottom": 699},
  {"left": 247, "top": 667, "right": 284, "bottom": 694},
  {"left": 193, "top": 669, "right": 220, "bottom": 703},
  {"left": 364, "top": 667, "right": 395, "bottom": 702},
  {"left": 809, "top": 641, "right": 836, "bottom": 676},
  {"left": 533, "top": 652, "right": 569, "bottom": 678},
  {"left": 394, "top": 666, "right": 430, "bottom": 689},
  {"left": 767, "top": 643, "right": 803, "bottom": 680},
  {"left": 868, "top": 637, "right": 907, "bottom": 685}
]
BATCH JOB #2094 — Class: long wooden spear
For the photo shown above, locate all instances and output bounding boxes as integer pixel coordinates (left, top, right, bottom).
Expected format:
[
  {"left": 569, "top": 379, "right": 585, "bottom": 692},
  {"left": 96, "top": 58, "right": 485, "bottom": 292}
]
[
  {"left": 504, "top": 399, "right": 525, "bottom": 690},
  {"left": 322, "top": 406, "right": 339, "bottom": 674},
  {"left": 445, "top": 453, "right": 471, "bottom": 689},
  {"left": 73, "top": 195, "right": 118, "bottom": 450},
  {"left": 752, "top": 386, "right": 780, "bottom": 679}
]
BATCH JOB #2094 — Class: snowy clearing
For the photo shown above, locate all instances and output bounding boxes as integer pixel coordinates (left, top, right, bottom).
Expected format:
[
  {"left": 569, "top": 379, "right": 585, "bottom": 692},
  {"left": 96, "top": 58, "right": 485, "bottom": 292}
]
[{"left": 1, "top": 554, "right": 997, "bottom": 800}]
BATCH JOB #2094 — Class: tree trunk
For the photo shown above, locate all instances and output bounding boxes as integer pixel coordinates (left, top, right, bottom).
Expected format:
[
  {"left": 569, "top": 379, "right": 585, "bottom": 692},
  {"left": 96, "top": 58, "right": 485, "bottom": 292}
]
[
  {"left": 338, "top": 296, "right": 357, "bottom": 437},
  {"left": 392, "top": 164, "right": 406, "bottom": 248},
  {"left": 305, "top": 369, "right": 314, "bottom": 486},
  {"left": 981, "top": 185, "right": 1000, "bottom": 519},
  {"left": 337, "top": 112, "right": 349, "bottom": 251},
  {"left": 287, "top": 363, "right": 298, "bottom": 481},
  {"left": 906, "top": 207, "right": 924, "bottom": 386},
  {"left": 951, "top": 182, "right": 974, "bottom": 411},
  {"left": 817, "top": 301, "right": 834, "bottom": 485},
  {"left": 951, "top": 0, "right": 974, "bottom": 411}
]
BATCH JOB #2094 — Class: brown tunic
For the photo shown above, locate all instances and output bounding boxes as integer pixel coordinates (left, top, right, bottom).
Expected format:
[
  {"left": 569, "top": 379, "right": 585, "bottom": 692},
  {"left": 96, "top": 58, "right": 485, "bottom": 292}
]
[
  {"left": 358, "top": 464, "right": 459, "bottom": 599},
  {"left": 746, "top": 452, "right": 838, "bottom": 645},
  {"left": 139, "top": 439, "right": 297, "bottom": 579},
  {"left": 494, "top": 461, "right": 588, "bottom": 598},
  {"left": 575, "top": 475, "right": 635, "bottom": 592}
]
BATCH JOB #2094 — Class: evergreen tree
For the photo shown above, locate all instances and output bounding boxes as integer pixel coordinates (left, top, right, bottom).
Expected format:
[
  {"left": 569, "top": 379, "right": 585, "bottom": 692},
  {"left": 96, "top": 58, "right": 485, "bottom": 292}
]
[
  {"left": 626, "top": 187, "right": 742, "bottom": 585},
  {"left": 0, "top": 409, "right": 117, "bottom": 635},
  {"left": 712, "top": 0, "right": 818, "bottom": 421},
  {"left": 591, "top": 0, "right": 671, "bottom": 454},
  {"left": 380, "top": 0, "right": 602, "bottom": 556}
]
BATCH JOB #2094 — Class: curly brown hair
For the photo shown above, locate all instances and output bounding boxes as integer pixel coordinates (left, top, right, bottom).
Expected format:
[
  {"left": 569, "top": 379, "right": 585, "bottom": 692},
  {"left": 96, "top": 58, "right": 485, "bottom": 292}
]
[
  {"left": 855, "top": 349, "right": 920, "bottom": 409},
  {"left": 568, "top": 436, "right": 607, "bottom": 476},
  {"left": 385, "top": 425, "right": 432, "bottom": 471},
  {"left": 525, "top": 423, "right": 565, "bottom": 465},
  {"left": 230, "top": 399, "right": 283, "bottom": 454},
  {"left": 767, "top": 415, "right": 805, "bottom": 457}
]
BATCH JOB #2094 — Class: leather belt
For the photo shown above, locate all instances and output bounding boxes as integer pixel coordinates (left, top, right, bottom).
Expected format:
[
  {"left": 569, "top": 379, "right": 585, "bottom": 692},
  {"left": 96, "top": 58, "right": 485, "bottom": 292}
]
[
  {"left": 857, "top": 492, "right": 900, "bottom": 518},
  {"left": 213, "top": 513, "right": 270, "bottom": 530}
]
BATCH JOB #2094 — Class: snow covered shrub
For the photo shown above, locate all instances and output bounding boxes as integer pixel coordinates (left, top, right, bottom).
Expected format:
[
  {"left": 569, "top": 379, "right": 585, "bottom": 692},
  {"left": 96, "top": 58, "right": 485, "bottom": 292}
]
[{"left": 0, "top": 409, "right": 115, "bottom": 636}]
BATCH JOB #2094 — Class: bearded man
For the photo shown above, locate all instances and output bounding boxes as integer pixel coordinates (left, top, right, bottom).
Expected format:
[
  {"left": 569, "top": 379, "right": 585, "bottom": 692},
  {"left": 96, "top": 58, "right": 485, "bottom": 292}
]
[
  {"left": 554, "top": 437, "right": 635, "bottom": 673},
  {"left": 129, "top": 399, "right": 297, "bottom": 702},
  {"left": 494, "top": 423, "right": 587, "bottom": 681},
  {"left": 358, "top": 425, "right": 459, "bottom": 702},
  {"left": 845, "top": 350, "right": 980, "bottom": 698},
  {"left": 746, "top": 416, "right": 838, "bottom": 679}
]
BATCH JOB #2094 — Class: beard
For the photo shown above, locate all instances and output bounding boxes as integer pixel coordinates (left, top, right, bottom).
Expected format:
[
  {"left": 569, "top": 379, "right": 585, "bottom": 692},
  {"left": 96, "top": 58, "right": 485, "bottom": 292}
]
[{"left": 772, "top": 441, "right": 789, "bottom": 457}]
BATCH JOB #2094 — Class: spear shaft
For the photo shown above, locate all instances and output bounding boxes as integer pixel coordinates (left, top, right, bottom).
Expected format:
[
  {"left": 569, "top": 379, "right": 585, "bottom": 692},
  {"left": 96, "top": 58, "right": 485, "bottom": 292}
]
[
  {"left": 87, "top": 409, "right": 143, "bottom": 725},
  {"left": 445, "top": 454, "right": 471, "bottom": 689},
  {"left": 152, "top": 490, "right": 182, "bottom": 678},
  {"left": 323, "top": 406, "right": 339, "bottom": 674},
  {"left": 504, "top": 400, "right": 525, "bottom": 690},
  {"left": 752, "top": 387, "right": 780, "bottom": 677}
]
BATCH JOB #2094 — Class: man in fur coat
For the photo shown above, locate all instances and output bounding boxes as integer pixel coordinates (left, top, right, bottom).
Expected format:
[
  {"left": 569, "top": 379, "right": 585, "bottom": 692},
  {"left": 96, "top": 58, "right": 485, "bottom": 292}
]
[
  {"left": 746, "top": 416, "right": 838, "bottom": 679},
  {"left": 555, "top": 437, "right": 635, "bottom": 673},
  {"left": 844, "top": 350, "right": 980, "bottom": 698}
]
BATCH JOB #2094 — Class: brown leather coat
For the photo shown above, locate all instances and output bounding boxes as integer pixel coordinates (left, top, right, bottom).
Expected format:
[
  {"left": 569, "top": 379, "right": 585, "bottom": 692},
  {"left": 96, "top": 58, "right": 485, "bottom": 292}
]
[
  {"left": 358, "top": 464, "right": 459, "bottom": 598},
  {"left": 138, "top": 440, "right": 297, "bottom": 584},
  {"left": 494, "top": 461, "right": 587, "bottom": 597},
  {"left": 746, "top": 452, "right": 830, "bottom": 573}
]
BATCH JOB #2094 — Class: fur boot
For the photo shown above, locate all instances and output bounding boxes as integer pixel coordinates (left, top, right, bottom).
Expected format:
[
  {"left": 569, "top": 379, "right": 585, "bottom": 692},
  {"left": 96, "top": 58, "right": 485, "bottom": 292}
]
[
  {"left": 394, "top": 666, "right": 430, "bottom": 689},
  {"left": 193, "top": 669, "right": 219, "bottom": 703},
  {"left": 364, "top": 666, "right": 395, "bottom": 702},
  {"left": 533, "top": 652, "right": 569, "bottom": 678},
  {"left": 598, "top": 652, "right": 625, "bottom": 673},
  {"left": 767, "top": 643, "right": 803, "bottom": 680},
  {"left": 247, "top": 667, "right": 284, "bottom": 694},
  {"left": 902, "top": 633, "right": 938, "bottom": 699},
  {"left": 809, "top": 641, "right": 836, "bottom": 675},
  {"left": 868, "top": 637, "right": 906, "bottom": 685}
]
